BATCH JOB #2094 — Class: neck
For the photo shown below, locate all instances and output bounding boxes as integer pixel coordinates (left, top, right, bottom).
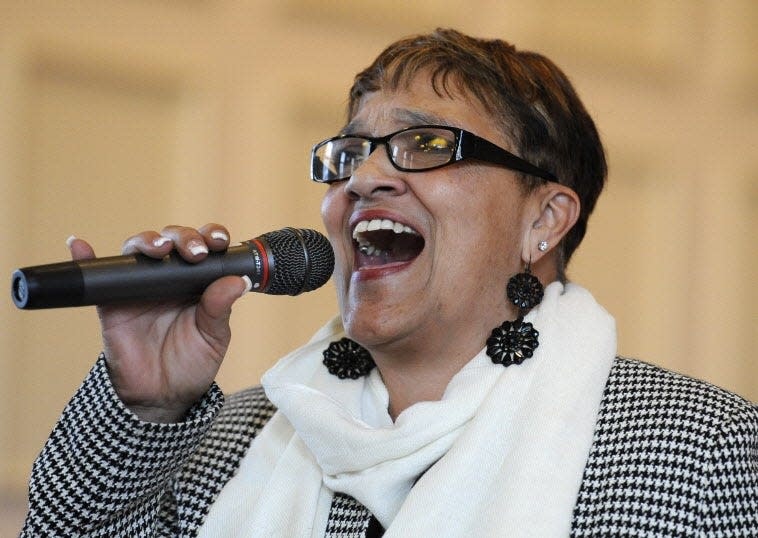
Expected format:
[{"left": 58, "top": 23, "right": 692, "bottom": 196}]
[
  {"left": 378, "top": 356, "right": 460, "bottom": 421},
  {"left": 369, "top": 321, "right": 499, "bottom": 421},
  {"left": 363, "top": 268, "right": 560, "bottom": 420}
]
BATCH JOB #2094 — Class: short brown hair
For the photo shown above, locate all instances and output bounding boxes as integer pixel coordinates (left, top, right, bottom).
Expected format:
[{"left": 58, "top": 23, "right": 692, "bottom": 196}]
[{"left": 348, "top": 29, "right": 607, "bottom": 272}]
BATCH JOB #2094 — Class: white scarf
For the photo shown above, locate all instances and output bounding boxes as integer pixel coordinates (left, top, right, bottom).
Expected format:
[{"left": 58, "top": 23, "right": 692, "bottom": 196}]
[{"left": 198, "top": 282, "right": 616, "bottom": 537}]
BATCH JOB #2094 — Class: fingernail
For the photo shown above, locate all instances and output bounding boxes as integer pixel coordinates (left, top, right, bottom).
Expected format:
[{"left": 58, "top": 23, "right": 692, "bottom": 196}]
[
  {"left": 241, "top": 275, "right": 253, "bottom": 295},
  {"left": 211, "top": 230, "right": 229, "bottom": 242},
  {"left": 153, "top": 236, "right": 172, "bottom": 247},
  {"left": 66, "top": 235, "right": 77, "bottom": 248},
  {"left": 188, "top": 240, "right": 209, "bottom": 256}
]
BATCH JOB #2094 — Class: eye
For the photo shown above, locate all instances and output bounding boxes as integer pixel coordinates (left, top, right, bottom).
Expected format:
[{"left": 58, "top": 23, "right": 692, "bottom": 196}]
[
  {"left": 413, "top": 133, "right": 451, "bottom": 152},
  {"left": 315, "top": 137, "right": 371, "bottom": 181},
  {"left": 339, "top": 138, "right": 369, "bottom": 158}
]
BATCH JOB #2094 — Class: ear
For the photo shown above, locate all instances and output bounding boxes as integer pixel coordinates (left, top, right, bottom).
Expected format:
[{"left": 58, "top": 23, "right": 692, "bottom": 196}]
[{"left": 521, "top": 184, "right": 580, "bottom": 264}]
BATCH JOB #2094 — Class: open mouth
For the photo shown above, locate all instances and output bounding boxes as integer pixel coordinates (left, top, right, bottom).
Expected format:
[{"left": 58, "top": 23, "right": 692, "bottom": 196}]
[{"left": 352, "top": 218, "right": 425, "bottom": 268}]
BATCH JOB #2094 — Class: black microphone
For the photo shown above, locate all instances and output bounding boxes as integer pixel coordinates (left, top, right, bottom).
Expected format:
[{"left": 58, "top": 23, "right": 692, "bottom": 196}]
[{"left": 11, "top": 227, "right": 334, "bottom": 309}]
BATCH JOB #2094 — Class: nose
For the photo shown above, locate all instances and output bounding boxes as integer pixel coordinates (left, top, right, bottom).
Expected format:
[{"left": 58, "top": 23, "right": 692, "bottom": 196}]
[{"left": 344, "top": 147, "right": 408, "bottom": 200}]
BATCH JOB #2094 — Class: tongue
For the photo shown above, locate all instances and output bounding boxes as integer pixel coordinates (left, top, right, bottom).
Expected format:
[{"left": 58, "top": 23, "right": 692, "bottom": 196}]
[{"left": 357, "top": 250, "right": 395, "bottom": 267}]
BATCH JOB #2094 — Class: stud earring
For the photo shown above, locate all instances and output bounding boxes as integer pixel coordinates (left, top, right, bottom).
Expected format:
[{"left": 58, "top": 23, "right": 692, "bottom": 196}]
[
  {"left": 538, "top": 240, "right": 548, "bottom": 252},
  {"left": 323, "top": 337, "right": 376, "bottom": 379},
  {"left": 486, "top": 262, "right": 543, "bottom": 367}
]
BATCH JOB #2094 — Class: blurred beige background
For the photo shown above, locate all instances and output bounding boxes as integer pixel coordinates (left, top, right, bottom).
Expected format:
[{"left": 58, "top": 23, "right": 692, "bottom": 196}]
[{"left": 1, "top": 0, "right": 756, "bottom": 532}]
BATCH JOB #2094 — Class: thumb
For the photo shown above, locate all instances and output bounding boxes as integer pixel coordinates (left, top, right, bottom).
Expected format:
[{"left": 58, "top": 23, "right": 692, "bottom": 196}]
[{"left": 194, "top": 275, "right": 250, "bottom": 344}]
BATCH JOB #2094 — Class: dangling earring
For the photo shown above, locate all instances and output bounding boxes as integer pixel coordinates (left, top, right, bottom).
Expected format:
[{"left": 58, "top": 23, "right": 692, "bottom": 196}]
[
  {"left": 486, "top": 261, "right": 543, "bottom": 367},
  {"left": 323, "top": 337, "right": 376, "bottom": 379}
]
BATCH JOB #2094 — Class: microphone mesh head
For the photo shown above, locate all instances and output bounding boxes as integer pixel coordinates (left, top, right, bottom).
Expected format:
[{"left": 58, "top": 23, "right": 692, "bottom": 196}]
[{"left": 260, "top": 228, "right": 335, "bottom": 295}]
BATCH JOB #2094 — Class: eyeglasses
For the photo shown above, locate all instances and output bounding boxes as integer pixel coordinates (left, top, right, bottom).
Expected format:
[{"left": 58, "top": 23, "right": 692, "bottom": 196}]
[{"left": 310, "top": 124, "right": 558, "bottom": 184}]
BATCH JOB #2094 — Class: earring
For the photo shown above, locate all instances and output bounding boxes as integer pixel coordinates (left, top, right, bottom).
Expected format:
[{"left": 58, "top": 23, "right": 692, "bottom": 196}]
[
  {"left": 486, "top": 262, "right": 543, "bottom": 367},
  {"left": 538, "top": 240, "right": 548, "bottom": 252},
  {"left": 323, "top": 337, "right": 376, "bottom": 379}
]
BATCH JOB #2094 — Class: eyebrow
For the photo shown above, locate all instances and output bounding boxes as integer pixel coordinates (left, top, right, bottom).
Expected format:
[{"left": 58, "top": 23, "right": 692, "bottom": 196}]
[
  {"left": 340, "top": 109, "right": 455, "bottom": 136},
  {"left": 395, "top": 109, "right": 450, "bottom": 126}
]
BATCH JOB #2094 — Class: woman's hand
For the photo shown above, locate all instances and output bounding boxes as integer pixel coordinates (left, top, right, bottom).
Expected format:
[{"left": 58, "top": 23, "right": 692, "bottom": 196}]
[{"left": 69, "top": 224, "right": 249, "bottom": 423}]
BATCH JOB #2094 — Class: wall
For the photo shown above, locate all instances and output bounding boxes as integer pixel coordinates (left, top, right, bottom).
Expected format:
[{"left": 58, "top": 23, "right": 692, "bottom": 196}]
[{"left": 1, "top": 0, "right": 755, "bottom": 532}]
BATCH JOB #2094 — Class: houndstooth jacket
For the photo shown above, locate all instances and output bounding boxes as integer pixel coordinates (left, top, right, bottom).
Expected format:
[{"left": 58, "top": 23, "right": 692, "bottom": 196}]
[{"left": 21, "top": 356, "right": 758, "bottom": 537}]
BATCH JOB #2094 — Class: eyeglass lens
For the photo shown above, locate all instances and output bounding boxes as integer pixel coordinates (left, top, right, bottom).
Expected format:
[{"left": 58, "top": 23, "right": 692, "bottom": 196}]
[{"left": 315, "top": 138, "right": 369, "bottom": 182}]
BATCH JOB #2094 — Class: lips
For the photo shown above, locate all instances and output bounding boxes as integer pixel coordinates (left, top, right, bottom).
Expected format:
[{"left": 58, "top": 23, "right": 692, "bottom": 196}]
[{"left": 350, "top": 217, "right": 425, "bottom": 269}]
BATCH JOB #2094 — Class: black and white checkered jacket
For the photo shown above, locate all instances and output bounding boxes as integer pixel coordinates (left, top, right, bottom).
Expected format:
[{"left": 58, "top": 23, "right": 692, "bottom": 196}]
[{"left": 21, "top": 356, "right": 758, "bottom": 537}]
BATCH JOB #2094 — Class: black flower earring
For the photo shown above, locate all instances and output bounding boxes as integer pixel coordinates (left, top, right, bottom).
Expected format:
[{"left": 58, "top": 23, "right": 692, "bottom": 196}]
[
  {"left": 323, "top": 337, "right": 376, "bottom": 379},
  {"left": 486, "top": 262, "right": 543, "bottom": 367}
]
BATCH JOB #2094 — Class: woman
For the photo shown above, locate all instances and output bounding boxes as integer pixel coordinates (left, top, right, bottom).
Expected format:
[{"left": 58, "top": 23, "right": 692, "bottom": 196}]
[{"left": 21, "top": 29, "right": 757, "bottom": 537}]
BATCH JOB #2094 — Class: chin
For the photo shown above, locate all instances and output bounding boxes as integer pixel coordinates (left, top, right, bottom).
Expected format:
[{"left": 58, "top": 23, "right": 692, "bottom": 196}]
[{"left": 341, "top": 308, "right": 404, "bottom": 350}]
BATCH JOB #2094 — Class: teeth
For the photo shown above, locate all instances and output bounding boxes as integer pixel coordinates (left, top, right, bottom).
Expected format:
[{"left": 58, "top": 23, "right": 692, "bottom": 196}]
[
  {"left": 351, "top": 217, "right": 419, "bottom": 257},
  {"left": 352, "top": 218, "right": 418, "bottom": 241},
  {"left": 358, "top": 244, "right": 383, "bottom": 256}
]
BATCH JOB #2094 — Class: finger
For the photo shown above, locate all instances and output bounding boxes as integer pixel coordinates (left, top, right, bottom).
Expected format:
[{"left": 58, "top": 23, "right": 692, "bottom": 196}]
[
  {"left": 194, "top": 275, "right": 250, "bottom": 354},
  {"left": 160, "top": 225, "right": 209, "bottom": 262},
  {"left": 198, "top": 223, "right": 231, "bottom": 252},
  {"left": 67, "top": 235, "right": 96, "bottom": 261},
  {"left": 122, "top": 231, "right": 174, "bottom": 258}
]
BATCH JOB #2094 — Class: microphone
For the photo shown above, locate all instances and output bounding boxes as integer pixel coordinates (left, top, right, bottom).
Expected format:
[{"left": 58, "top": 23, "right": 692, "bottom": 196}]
[{"left": 11, "top": 227, "right": 334, "bottom": 309}]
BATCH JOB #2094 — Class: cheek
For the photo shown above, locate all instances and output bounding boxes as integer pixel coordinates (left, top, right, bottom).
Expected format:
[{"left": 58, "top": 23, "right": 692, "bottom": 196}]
[
  {"left": 320, "top": 187, "right": 341, "bottom": 233},
  {"left": 435, "top": 175, "right": 526, "bottom": 269},
  {"left": 434, "top": 175, "right": 518, "bottom": 237},
  {"left": 320, "top": 186, "right": 351, "bottom": 280}
]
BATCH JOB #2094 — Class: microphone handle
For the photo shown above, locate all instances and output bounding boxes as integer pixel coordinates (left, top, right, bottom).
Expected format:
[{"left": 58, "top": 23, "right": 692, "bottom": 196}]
[{"left": 11, "top": 241, "right": 270, "bottom": 309}]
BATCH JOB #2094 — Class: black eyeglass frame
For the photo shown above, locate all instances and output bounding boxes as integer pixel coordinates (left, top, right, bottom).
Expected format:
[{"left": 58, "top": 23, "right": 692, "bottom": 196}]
[{"left": 310, "top": 124, "right": 559, "bottom": 184}]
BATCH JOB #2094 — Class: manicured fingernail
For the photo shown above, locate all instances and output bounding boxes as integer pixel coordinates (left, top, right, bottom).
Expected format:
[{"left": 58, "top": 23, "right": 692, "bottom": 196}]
[
  {"left": 211, "top": 230, "right": 229, "bottom": 242},
  {"left": 241, "top": 275, "right": 253, "bottom": 295},
  {"left": 188, "top": 240, "right": 209, "bottom": 256},
  {"left": 66, "top": 235, "right": 77, "bottom": 248},
  {"left": 153, "top": 236, "right": 172, "bottom": 247}
]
